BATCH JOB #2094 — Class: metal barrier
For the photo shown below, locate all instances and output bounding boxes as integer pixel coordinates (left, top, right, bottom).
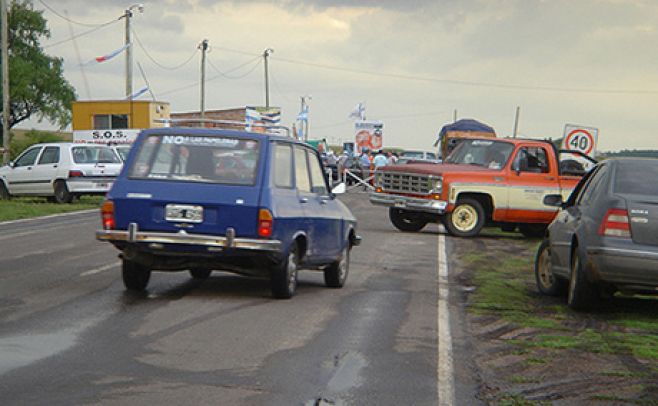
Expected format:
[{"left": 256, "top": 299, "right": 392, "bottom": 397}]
[{"left": 341, "top": 168, "right": 374, "bottom": 192}]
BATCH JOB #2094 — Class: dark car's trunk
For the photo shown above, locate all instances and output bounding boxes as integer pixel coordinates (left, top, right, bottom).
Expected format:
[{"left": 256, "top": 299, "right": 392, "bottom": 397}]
[{"left": 625, "top": 196, "right": 658, "bottom": 247}]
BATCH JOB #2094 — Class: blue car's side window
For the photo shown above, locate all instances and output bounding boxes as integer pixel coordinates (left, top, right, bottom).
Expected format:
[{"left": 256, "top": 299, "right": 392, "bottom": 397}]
[
  {"left": 307, "top": 149, "right": 328, "bottom": 195},
  {"left": 294, "top": 146, "right": 312, "bottom": 193},
  {"left": 272, "top": 143, "right": 293, "bottom": 189}
]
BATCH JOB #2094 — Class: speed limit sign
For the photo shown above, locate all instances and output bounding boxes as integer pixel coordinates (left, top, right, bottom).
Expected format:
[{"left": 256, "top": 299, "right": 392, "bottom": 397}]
[{"left": 563, "top": 124, "right": 598, "bottom": 158}]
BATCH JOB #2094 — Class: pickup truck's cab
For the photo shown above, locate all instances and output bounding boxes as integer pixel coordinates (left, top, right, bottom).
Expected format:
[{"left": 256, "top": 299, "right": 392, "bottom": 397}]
[{"left": 370, "top": 138, "right": 588, "bottom": 237}]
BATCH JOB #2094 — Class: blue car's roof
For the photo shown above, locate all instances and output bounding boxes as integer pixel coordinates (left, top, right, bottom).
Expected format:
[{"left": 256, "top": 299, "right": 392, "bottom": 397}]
[{"left": 139, "top": 127, "right": 300, "bottom": 145}]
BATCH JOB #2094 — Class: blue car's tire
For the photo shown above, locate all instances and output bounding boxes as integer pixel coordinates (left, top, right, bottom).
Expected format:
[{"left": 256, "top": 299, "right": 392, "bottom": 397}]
[
  {"left": 122, "top": 259, "right": 151, "bottom": 291},
  {"left": 190, "top": 268, "right": 211, "bottom": 280},
  {"left": 325, "top": 245, "right": 350, "bottom": 288},
  {"left": 271, "top": 245, "right": 299, "bottom": 299}
]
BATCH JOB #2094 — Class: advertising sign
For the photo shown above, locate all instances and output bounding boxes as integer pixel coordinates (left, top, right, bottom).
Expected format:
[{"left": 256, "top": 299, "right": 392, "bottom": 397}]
[
  {"left": 354, "top": 120, "right": 383, "bottom": 154},
  {"left": 562, "top": 124, "right": 598, "bottom": 159},
  {"left": 73, "top": 129, "right": 141, "bottom": 145}
]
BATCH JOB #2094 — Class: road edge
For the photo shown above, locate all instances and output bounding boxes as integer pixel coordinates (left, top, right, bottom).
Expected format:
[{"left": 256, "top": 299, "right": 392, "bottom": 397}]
[
  {"left": 0, "top": 209, "right": 98, "bottom": 226},
  {"left": 437, "top": 232, "right": 456, "bottom": 406}
]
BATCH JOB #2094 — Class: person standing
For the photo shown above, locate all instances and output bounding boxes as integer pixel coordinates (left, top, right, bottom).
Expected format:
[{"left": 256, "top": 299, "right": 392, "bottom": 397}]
[{"left": 373, "top": 150, "right": 388, "bottom": 168}]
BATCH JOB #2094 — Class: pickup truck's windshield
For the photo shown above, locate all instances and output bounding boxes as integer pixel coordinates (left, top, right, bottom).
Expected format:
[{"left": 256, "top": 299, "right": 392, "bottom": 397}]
[
  {"left": 444, "top": 139, "right": 514, "bottom": 169},
  {"left": 129, "top": 134, "right": 260, "bottom": 185}
]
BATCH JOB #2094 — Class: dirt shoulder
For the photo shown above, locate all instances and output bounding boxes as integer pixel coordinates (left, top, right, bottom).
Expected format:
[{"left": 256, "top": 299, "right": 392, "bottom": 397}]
[{"left": 451, "top": 229, "right": 658, "bottom": 405}]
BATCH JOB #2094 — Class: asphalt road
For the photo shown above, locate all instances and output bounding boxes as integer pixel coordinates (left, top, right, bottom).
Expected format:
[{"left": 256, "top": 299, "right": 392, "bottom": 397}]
[{"left": 0, "top": 193, "right": 477, "bottom": 406}]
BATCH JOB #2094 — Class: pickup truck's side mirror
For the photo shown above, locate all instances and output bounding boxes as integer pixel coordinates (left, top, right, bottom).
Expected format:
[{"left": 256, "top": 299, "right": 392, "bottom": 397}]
[{"left": 543, "top": 194, "right": 564, "bottom": 207}]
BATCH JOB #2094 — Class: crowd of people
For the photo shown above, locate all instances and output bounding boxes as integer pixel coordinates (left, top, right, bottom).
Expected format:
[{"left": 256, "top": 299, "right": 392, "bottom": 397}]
[{"left": 323, "top": 148, "right": 399, "bottom": 187}]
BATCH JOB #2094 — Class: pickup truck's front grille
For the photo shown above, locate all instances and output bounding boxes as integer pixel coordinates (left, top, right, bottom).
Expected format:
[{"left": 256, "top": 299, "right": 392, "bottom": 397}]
[{"left": 375, "top": 171, "right": 435, "bottom": 195}]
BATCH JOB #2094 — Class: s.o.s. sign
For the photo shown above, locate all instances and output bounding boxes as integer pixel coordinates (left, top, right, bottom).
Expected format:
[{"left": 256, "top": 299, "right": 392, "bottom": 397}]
[{"left": 562, "top": 124, "right": 598, "bottom": 158}]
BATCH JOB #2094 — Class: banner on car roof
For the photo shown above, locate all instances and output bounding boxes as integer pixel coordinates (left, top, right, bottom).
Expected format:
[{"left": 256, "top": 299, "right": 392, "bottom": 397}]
[
  {"left": 245, "top": 106, "right": 281, "bottom": 134},
  {"left": 73, "top": 129, "right": 141, "bottom": 145},
  {"left": 354, "top": 120, "right": 383, "bottom": 154}
]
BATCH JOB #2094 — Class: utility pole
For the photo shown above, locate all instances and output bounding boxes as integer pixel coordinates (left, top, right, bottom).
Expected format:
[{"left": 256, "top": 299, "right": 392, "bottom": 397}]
[
  {"left": 199, "top": 39, "right": 208, "bottom": 119},
  {"left": 123, "top": 4, "right": 143, "bottom": 99},
  {"left": 263, "top": 48, "right": 273, "bottom": 108},
  {"left": 513, "top": 106, "right": 520, "bottom": 138},
  {"left": 453, "top": 109, "right": 457, "bottom": 122},
  {"left": 1, "top": 0, "right": 9, "bottom": 165}
]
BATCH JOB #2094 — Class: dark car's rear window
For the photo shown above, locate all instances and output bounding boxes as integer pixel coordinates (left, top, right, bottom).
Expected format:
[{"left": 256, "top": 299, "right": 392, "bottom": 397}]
[
  {"left": 614, "top": 160, "right": 658, "bottom": 196},
  {"left": 129, "top": 134, "right": 260, "bottom": 185}
]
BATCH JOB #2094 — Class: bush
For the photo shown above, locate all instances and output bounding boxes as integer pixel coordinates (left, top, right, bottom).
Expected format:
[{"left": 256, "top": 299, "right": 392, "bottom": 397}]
[{"left": 10, "top": 130, "right": 67, "bottom": 160}]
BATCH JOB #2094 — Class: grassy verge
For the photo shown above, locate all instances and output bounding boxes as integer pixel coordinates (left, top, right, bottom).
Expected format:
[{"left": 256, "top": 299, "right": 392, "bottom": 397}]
[{"left": 0, "top": 196, "right": 103, "bottom": 222}]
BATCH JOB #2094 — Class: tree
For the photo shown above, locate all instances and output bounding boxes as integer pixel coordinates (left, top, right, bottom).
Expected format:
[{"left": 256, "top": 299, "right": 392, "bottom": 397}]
[{"left": 0, "top": 0, "right": 76, "bottom": 144}]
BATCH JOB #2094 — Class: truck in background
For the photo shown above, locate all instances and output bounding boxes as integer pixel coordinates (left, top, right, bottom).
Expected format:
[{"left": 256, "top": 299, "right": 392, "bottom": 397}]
[{"left": 434, "top": 118, "right": 497, "bottom": 160}]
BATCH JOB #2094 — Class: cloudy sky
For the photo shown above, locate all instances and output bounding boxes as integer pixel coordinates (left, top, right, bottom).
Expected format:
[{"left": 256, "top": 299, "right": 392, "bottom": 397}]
[{"left": 25, "top": 0, "right": 658, "bottom": 151}]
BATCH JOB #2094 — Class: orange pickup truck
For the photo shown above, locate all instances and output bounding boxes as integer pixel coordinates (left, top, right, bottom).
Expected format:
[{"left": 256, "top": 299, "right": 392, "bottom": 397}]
[{"left": 370, "top": 137, "right": 592, "bottom": 237}]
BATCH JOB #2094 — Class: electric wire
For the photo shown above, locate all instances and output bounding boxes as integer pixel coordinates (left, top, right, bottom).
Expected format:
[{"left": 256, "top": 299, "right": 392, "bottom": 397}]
[
  {"left": 38, "top": 0, "right": 119, "bottom": 27},
  {"left": 207, "top": 56, "right": 262, "bottom": 80},
  {"left": 131, "top": 28, "right": 198, "bottom": 71},
  {"left": 210, "top": 45, "right": 658, "bottom": 96},
  {"left": 44, "top": 19, "right": 119, "bottom": 49}
]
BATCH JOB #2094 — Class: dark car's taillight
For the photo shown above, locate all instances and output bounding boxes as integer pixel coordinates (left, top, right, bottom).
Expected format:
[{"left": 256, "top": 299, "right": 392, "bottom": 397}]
[
  {"left": 101, "top": 200, "right": 115, "bottom": 230},
  {"left": 258, "top": 208, "right": 273, "bottom": 237},
  {"left": 598, "top": 208, "right": 630, "bottom": 238}
]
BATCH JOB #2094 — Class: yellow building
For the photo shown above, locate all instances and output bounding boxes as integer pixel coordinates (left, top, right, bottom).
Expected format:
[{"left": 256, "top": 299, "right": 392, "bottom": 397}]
[{"left": 72, "top": 100, "right": 170, "bottom": 131}]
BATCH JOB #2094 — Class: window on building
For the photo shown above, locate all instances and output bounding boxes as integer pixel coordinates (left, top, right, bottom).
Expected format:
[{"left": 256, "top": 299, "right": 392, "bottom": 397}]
[{"left": 93, "top": 114, "right": 129, "bottom": 130}]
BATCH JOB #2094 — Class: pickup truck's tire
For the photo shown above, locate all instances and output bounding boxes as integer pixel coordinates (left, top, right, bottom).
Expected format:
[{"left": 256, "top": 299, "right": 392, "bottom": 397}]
[
  {"left": 567, "top": 245, "right": 599, "bottom": 311},
  {"left": 445, "top": 198, "right": 485, "bottom": 237},
  {"left": 54, "top": 180, "right": 73, "bottom": 204},
  {"left": 324, "top": 244, "right": 350, "bottom": 288},
  {"left": 389, "top": 208, "right": 428, "bottom": 232},
  {"left": 122, "top": 259, "right": 151, "bottom": 291},
  {"left": 519, "top": 224, "right": 547, "bottom": 238},
  {"left": 0, "top": 181, "right": 10, "bottom": 200},
  {"left": 271, "top": 245, "right": 299, "bottom": 299},
  {"left": 190, "top": 268, "right": 212, "bottom": 279},
  {"left": 535, "top": 239, "right": 567, "bottom": 296}
]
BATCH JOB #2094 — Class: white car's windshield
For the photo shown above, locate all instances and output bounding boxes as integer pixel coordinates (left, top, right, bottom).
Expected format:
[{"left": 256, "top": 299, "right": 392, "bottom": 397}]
[{"left": 444, "top": 139, "right": 514, "bottom": 169}]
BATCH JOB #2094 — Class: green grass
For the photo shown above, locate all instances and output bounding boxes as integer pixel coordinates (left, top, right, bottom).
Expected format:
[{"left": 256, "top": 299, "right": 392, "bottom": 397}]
[
  {"left": 0, "top": 196, "right": 103, "bottom": 222},
  {"left": 463, "top": 247, "right": 658, "bottom": 361},
  {"left": 496, "top": 393, "right": 551, "bottom": 406}
]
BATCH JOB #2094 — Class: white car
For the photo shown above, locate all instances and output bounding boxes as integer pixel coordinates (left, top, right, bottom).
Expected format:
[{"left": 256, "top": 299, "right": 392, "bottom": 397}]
[{"left": 0, "top": 142, "right": 123, "bottom": 203}]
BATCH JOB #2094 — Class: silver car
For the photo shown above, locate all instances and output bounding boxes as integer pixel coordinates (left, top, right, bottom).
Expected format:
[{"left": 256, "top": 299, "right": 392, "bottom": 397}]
[
  {"left": 0, "top": 142, "right": 123, "bottom": 203},
  {"left": 535, "top": 158, "right": 658, "bottom": 310}
]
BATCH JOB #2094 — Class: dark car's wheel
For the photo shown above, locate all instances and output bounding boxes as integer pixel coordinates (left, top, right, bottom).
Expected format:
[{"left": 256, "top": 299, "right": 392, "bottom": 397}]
[
  {"left": 535, "top": 239, "right": 567, "bottom": 296},
  {"left": 567, "top": 246, "right": 599, "bottom": 311},
  {"left": 389, "top": 208, "right": 428, "bottom": 232},
  {"left": 190, "top": 268, "right": 212, "bottom": 280},
  {"left": 271, "top": 245, "right": 299, "bottom": 299},
  {"left": 520, "top": 224, "right": 547, "bottom": 238},
  {"left": 54, "top": 180, "right": 73, "bottom": 204},
  {"left": 445, "top": 198, "right": 485, "bottom": 237},
  {"left": 325, "top": 244, "right": 350, "bottom": 288},
  {"left": 0, "top": 181, "right": 10, "bottom": 200},
  {"left": 122, "top": 259, "right": 151, "bottom": 291}
]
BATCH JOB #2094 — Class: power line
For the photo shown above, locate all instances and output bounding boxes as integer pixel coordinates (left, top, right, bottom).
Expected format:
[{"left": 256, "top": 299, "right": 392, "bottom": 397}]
[
  {"left": 44, "top": 19, "right": 119, "bottom": 49},
  {"left": 38, "top": 0, "right": 119, "bottom": 27},
  {"left": 210, "top": 45, "right": 658, "bottom": 96},
  {"left": 131, "top": 27, "right": 198, "bottom": 71},
  {"left": 207, "top": 56, "right": 262, "bottom": 79}
]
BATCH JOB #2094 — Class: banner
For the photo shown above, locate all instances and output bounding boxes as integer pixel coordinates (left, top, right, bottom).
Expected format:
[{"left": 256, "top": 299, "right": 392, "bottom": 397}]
[
  {"left": 73, "top": 129, "right": 141, "bottom": 145},
  {"left": 246, "top": 106, "right": 281, "bottom": 133},
  {"left": 354, "top": 120, "right": 383, "bottom": 153}
]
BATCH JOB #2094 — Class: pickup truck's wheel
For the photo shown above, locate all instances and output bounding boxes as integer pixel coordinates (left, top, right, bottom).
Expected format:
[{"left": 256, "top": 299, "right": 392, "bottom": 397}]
[
  {"left": 190, "top": 268, "right": 212, "bottom": 279},
  {"left": 567, "top": 245, "right": 599, "bottom": 311},
  {"left": 122, "top": 259, "right": 151, "bottom": 291},
  {"left": 54, "top": 180, "right": 73, "bottom": 204},
  {"left": 271, "top": 245, "right": 299, "bottom": 299},
  {"left": 0, "top": 181, "right": 10, "bottom": 200},
  {"left": 389, "top": 208, "right": 428, "bottom": 232},
  {"left": 520, "top": 224, "right": 547, "bottom": 238},
  {"left": 445, "top": 198, "right": 485, "bottom": 237},
  {"left": 535, "top": 239, "right": 567, "bottom": 296},
  {"left": 325, "top": 244, "right": 350, "bottom": 288}
]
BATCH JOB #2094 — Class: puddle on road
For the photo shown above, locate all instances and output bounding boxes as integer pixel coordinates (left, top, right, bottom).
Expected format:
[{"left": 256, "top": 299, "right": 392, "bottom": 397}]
[{"left": 306, "top": 351, "right": 367, "bottom": 405}]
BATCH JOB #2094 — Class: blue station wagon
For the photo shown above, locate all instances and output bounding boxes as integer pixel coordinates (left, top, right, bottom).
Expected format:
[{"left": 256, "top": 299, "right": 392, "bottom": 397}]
[{"left": 96, "top": 127, "right": 360, "bottom": 299}]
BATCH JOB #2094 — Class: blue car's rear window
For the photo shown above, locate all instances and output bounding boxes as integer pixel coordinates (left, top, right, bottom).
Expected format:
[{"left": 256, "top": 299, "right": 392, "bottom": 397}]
[{"left": 128, "top": 134, "right": 260, "bottom": 185}]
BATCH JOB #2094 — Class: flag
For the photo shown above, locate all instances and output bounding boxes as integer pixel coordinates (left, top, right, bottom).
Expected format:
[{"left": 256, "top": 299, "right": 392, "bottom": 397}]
[
  {"left": 125, "top": 86, "right": 149, "bottom": 100},
  {"left": 297, "top": 105, "right": 309, "bottom": 121},
  {"left": 95, "top": 43, "right": 130, "bottom": 63},
  {"left": 348, "top": 102, "right": 365, "bottom": 120}
]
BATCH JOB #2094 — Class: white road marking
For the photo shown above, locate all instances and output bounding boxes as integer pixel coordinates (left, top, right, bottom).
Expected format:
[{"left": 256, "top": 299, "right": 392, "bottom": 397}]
[
  {"left": 437, "top": 231, "right": 456, "bottom": 406},
  {"left": 80, "top": 262, "right": 120, "bottom": 277},
  {"left": 0, "top": 209, "right": 97, "bottom": 226}
]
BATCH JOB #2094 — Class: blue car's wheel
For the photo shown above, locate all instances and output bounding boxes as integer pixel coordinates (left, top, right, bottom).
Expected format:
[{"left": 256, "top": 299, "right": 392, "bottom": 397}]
[
  {"left": 324, "top": 244, "right": 349, "bottom": 288},
  {"left": 271, "top": 245, "right": 299, "bottom": 299},
  {"left": 122, "top": 259, "right": 151, "bottom": 291}
]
